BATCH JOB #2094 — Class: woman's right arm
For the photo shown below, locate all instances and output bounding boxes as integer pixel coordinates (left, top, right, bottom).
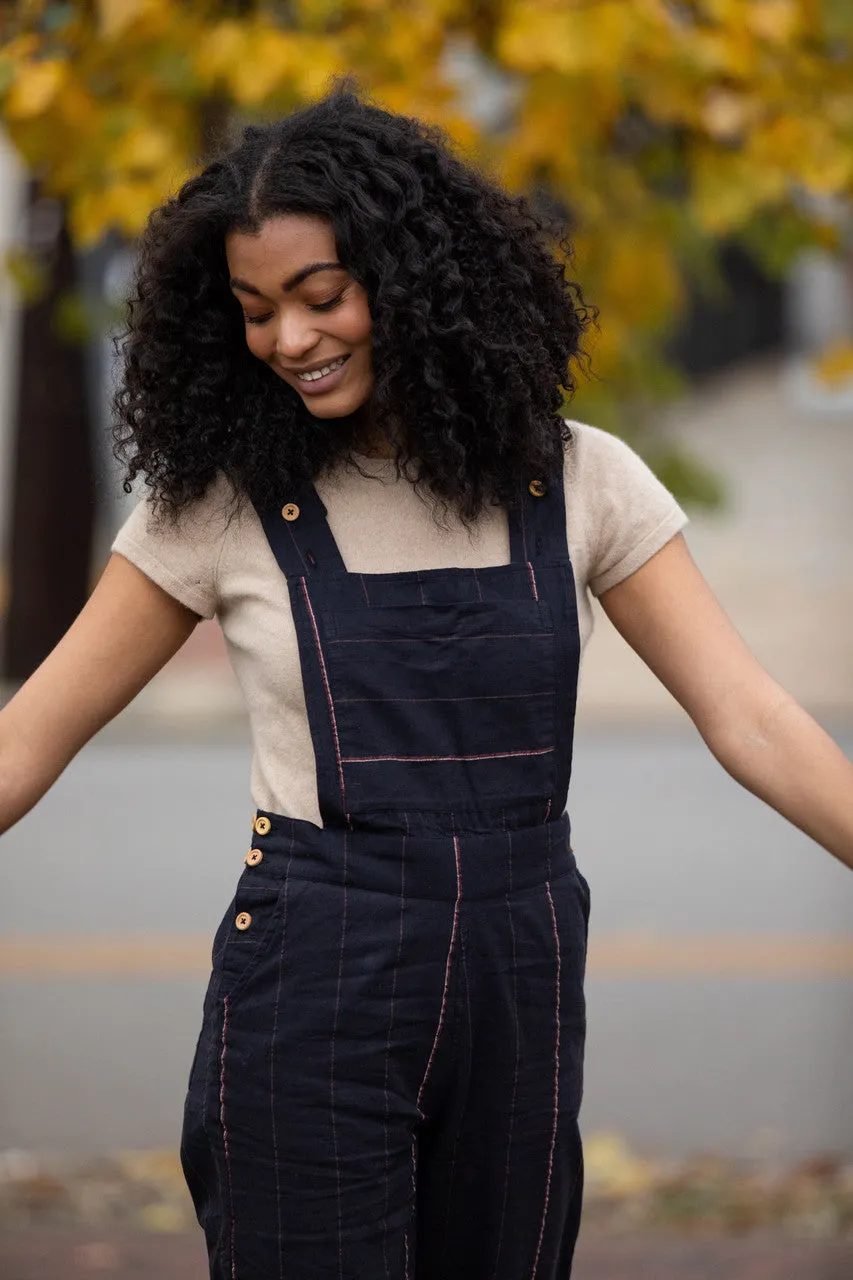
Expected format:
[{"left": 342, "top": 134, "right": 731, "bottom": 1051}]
[{"left": 0, "top": 553, "right": 200, "bottom": 834}]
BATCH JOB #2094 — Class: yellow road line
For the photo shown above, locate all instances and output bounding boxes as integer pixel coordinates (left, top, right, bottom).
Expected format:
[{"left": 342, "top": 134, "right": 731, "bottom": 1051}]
[
  {"left": 587, "top": 935, "right": 853, "bottom": 977},
  {"left": 1, "top": 934, "right": 853, "bottom": 979}
]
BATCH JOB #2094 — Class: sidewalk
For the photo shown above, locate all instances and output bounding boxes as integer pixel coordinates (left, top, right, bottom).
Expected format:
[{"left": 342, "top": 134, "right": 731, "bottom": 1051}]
[{"left": 6, "top": 1230, "right": 853, "bottom": 1280}]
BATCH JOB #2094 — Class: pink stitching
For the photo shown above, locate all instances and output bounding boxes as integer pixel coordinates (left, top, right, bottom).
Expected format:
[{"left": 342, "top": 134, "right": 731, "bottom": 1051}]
[
  {"left": 360, "top": 574, "right": 370, "bottom": 605},
  {"left": 439, "top": 921, "right": 470, "bottom": 1271},
  {"left": 330, "top": 832, "right": 349, "bottom": 1280},
  {"left": 337, "top": 692, "right": 552, "bottom": 705},
  {"left": 416, "top": 835, "right": 462, "bottom": 1115},
  {"left": 330, "top": 632, "right": 549, "bottom": 644},
  {"left": 342, "top": 748, "right": 553, "bottom": 764},
  {"left": 382, "top": 832, "right": 407, "bottom": 1280},
  {"left": 301, "top": 580, "right": 347, "bottom": 814},
  {"left": 406, "top": 1140, "right": 418, "bottom": 1280},
  {"left": 527, "top": 561, "right": 539, "bottom": 601},
  {"left": 270, "top": 836, "right": 294, "bottom": 1280},
  {"left": 219, "top": 996, "right": 237, "bottom": 1280},
  {"left": 531, "top": 883, "right": 561, "bottom": 1279},
  {"left": 544, "top": 798, "right": 552, "bottom": 823},
  {"left": 492, "top": 886, "right": 519, "bottom": 1278}
]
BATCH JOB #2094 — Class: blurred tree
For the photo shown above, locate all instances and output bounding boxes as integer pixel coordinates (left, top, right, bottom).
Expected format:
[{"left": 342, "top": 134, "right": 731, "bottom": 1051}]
[
  {"left": 3, "top": 186, "right": 95, "bottom": 681},
  {"left": 0, "top": 0, "right": 851, "bottom": 672}
]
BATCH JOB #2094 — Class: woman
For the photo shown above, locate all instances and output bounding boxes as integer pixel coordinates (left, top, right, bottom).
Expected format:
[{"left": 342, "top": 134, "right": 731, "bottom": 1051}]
[{"left": 1, "top": 85, "right": 851, "bottom": 1279}]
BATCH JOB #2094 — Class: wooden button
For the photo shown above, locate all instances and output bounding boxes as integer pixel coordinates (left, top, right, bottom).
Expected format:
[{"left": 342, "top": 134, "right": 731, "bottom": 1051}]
[
  {"left": 528, "top": 479, "right": 547, "bottom": 498},
  {"left": 253, "top": 816, "right": 271, "bottom": 836},
  {"left": 235, "top": 912, "right": 252, "bottom": 931},
  {"left": 245, "top": 848, "right": 263, "bottom": 867},
  {"left": 281, "top": 503, "right": 300, "bottom": 522}
]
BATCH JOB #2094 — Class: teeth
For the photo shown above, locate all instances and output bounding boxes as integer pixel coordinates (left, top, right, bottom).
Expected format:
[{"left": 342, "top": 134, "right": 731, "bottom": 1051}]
[{"left": 297, "top": 357, "right": 346, "bottom": 382}]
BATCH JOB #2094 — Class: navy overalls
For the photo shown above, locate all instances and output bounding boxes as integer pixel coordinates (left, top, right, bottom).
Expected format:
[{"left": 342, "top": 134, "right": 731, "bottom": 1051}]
[{"left": 181, "top": 467, "right": 590, "bottom": 1279}]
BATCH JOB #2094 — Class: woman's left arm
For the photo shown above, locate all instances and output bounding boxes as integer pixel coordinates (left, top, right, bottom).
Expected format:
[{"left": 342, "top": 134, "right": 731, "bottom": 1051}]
[{"left": 599, "top": 533, "right": 853, "bottom": 870}]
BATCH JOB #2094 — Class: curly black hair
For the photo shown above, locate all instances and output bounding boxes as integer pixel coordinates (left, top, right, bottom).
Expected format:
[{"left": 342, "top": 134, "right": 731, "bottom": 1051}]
[{"left": 113, "top": 79, "right": 594, "bottom": 523}]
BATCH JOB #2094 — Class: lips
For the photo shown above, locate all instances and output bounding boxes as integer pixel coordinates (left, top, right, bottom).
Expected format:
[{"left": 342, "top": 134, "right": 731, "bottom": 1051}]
[{"left": 285, "top": 353, "right": 351, "bottom": 395}]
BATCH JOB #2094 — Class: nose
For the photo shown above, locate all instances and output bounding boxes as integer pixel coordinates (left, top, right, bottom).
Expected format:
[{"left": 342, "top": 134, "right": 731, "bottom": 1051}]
[{"left": 273, "top": 311, "right": 320, "bottom": 362}]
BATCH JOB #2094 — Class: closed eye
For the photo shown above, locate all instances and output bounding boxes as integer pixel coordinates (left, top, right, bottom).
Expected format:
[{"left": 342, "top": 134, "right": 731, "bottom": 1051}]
[
  {"left": 243, "top": 293, "right": 344, "bottom": 325},
  {"left": 310, "top": 293, "right": 345, "bottom": 312}
]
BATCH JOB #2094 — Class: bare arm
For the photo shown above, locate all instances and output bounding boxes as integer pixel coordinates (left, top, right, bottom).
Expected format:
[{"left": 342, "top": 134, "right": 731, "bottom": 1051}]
[
  {"left": 0, "top": 553, "right": 199, "bottom": 833},
  {"left": 599, "top": 534, "right": 853, "bottom": 870}
]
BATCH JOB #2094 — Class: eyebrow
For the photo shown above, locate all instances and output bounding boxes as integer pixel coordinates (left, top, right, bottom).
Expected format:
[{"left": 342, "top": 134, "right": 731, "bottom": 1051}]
[{"left": 229, "top": 262, "right": 346, "bottom": 296}]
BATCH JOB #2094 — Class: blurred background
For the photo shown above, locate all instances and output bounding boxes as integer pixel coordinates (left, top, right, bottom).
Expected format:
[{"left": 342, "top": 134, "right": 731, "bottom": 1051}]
[{"left": 1, "top": 2, "right": 852, "bottom": 1277}]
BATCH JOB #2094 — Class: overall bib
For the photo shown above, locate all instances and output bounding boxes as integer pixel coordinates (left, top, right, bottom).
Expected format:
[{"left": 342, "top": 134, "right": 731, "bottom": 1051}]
[{"left": 181, "top": 469, "right": 590, "bottom": 1279}]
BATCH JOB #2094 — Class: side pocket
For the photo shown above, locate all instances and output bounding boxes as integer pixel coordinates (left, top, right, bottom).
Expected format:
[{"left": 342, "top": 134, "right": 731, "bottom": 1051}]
[{"left": 211, "top": 863, "right": 287, "bottom": 1002}]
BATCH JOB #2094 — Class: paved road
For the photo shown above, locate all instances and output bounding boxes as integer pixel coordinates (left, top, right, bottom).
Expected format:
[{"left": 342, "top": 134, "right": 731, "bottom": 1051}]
[
  {"left": 6, "top": 1230, "right": 853, "bottom": 1280},
  {"left": 2, "top": 723, "right": 852, "bottom": 1159}
]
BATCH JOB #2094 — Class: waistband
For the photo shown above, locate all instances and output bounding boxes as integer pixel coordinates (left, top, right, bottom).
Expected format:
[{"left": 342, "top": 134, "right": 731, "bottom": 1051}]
[{"left": 249, "top": 810, "right": 575, "bottom": 902}]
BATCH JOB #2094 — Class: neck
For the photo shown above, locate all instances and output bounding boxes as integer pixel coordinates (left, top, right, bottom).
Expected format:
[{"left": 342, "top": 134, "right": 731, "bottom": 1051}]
[{"left": 348, "top": 405, "right": 401, "bottom": 458}]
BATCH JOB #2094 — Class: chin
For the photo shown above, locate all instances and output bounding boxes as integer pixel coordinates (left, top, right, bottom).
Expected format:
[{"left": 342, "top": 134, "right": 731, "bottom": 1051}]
[{"left": 302, "top": 396, "right": 364, "bottom": 419}]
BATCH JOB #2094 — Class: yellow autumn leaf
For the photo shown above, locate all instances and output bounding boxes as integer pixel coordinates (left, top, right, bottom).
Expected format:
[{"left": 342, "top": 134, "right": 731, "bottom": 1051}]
[
  {"left": 112, "top": 124, "right": 178, "bottom": 174},
  {"left": 292, "top": 36, "right": 347, "bottom": 102},
  {"left": 222, "top": 25, "right": 308, "bottom": 106},
  {"left": 193, "top": 20, "right": 249, "bottom": 88},
  {"left": 748, "top": 115, "right": 853, "bottom": 193},
  {"left": 813, "top": 340, "right": 853, "bottom": 387},
  {"left": 584, "top": 1131, "right": 661, "bottom": 1198},
  {"left": 745, "top": 0, "right": 800, "bottom": 44},
  {"left": 601, "top": 236, "right": 683, "bottom": 326},
  {"left": 96, "top": 0, "right": 169, "bottom": 41},
  {"left": 5, "top": 58, "right": 68, "bottom": 119},
  {"left": 691, "top": 149, "right": 787, "bottom": 234},
  {"left": 69, "top": 188, "right": 112, "bottom": 247},
  {"left": 497, "top": 4, "right": 637, "bottom": 76},
  {"left": 137, "top": 1202, "right": 189, "bottom": 1233}
]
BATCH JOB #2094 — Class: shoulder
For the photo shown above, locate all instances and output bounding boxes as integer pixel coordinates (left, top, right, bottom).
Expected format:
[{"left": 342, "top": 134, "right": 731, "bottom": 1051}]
[
  {"left": 111, "top": 474, "right": 239, "bottom": 619},
  {"left": 562, "top": 419, "right": 688, "bottom": 597}
]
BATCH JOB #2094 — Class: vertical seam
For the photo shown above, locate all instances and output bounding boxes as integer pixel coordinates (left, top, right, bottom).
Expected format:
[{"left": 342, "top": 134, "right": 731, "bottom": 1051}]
[
  {"left": 286, "top": 522, "right": 310, "bottom": 573},
  {"left": 301, "top": 578, "right": 348, "bottom": 820},
  {"left": 531, "top": 883, "right": 561, "bottom": 1280},
  {"left": 415, "top": 835, "right": 462, "bottom": 1117},
  {"left": 219, "top": 995, "right": 237, "bottom": 1280},
  {"left": 492, "top": 833, "right": 518, "bottom": 1277},
  {"left": 331, "top": 830, "right": 350, "bottom": 1280},
  {"left": 404, "top": 812, "right": 415, "bottom": 1280},
  {"left": 527, "top": 562, "right": 539, "bottom": 601},
  {"left": 382, "top": 828, "right": 407, "bottom": 1280},
  {"left": 270, "top": 834, "right": 294, "bottom": 1280},
  {"left": 439, "top": 919, "right": 471, "bottom": 1277},
  {"left": 360, "top": 574, "right": 371, "bottom": 605}
]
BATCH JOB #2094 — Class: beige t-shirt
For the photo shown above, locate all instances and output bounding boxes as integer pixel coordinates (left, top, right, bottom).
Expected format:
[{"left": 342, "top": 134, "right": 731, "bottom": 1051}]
[{"left": 113, "top": 421, "right": 687, "bottom": 822}]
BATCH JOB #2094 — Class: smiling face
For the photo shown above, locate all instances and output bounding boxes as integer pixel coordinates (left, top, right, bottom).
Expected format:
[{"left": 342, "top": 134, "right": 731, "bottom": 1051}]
[{"left": 225, "top": 214, "right": 374, "bottom": 422}]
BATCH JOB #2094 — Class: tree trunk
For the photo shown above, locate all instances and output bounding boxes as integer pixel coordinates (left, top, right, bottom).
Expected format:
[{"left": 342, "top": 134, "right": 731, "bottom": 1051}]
[{"left": 2, "top": 189, "right": 95, "bottom": 681}]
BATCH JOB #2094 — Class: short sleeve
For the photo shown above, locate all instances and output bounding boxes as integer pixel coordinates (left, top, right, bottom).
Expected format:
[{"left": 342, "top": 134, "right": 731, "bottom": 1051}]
[
  {"left": 564, "top": 420, "right": 688, "bottom": 598},
  {"left": 111, "top": 476, "right": 234, "bottom": 620}
]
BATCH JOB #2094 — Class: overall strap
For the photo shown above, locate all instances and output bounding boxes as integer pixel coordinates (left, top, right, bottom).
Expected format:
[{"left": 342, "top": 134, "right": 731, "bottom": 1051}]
[
  {"left": 255, "top": 483, "right": 348, "bottom": 580},
  {"left": 508, "top": 465, "right": 570, "bottom": 566}
]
